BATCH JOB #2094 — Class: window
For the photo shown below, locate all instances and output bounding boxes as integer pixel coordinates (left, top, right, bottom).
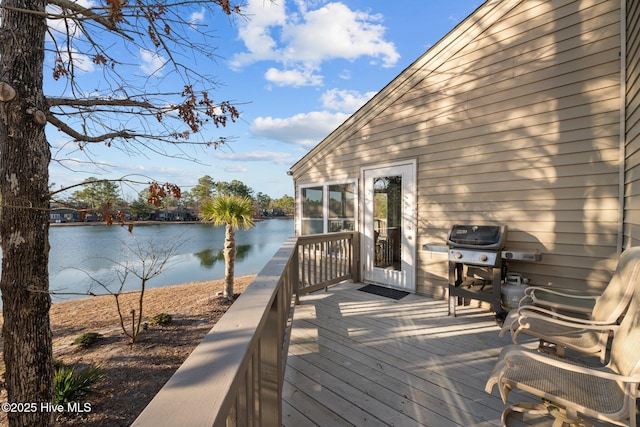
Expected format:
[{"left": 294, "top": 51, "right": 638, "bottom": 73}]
[
  {"left": 328, "top": 183, "right": 355, "bottom": 232},
  {"left": 301, "top": 186, "right": 323, "bottom": 235},
  {"left": 300, "top": 181, "right": 356, "bottom": 235}
]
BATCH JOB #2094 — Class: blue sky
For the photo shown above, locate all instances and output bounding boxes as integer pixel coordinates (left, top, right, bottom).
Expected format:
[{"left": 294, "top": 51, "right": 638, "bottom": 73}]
[{"left": 47, "top": 1, "right": 482, "bottom": 200}]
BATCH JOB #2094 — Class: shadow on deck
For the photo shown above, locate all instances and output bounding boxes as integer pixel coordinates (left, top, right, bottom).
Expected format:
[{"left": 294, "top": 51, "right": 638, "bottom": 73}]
[{"left": 283, "top": 282, "right": 615, "bottom": 427}]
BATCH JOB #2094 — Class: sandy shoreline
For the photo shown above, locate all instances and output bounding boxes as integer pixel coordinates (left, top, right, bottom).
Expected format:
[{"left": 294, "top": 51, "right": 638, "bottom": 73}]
[
  {"left": 0, "top": 275, "right": 257, "bottom": 426},
  {"left": 1, "top": 275, "right": 254, "bottom": 317},
  {"left": 48, "top": 275, "right": 256, "bottom": 344},
  {"left": 0, "top": 274, "right": 256, "bottom": 361}
]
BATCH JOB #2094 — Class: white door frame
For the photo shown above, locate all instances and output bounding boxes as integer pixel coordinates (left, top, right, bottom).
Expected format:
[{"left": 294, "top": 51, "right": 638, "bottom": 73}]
[{"left": 361, "top": 160, "right": 416, "bottom": 291}]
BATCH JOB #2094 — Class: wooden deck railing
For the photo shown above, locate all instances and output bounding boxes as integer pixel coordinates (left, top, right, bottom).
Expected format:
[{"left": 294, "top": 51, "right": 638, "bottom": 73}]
[
  {"left": 132, "top": 232, "right": 359, "bottom": 427},
  {"left": 296, "top": 231, "right": 360, "bottom": 297}
]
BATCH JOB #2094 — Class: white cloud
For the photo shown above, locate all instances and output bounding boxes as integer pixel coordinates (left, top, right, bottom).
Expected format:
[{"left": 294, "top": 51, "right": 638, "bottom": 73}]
[
  {"left": 250, "top": 111, "right": 350, "bottom": 147},
  {"left": 46, "top": 0, "right": 98, "bottom": 74},
  {"left": 338, "top": 69, "right": 351, "bottom": 80},
  {"left": 58, "top": 47, "right": 95, "bottom": 74},
  {"left": 320, "top": 88, "right": 376, "bottom": 112},
  {"left": 224, "top": 164, "right": 248, "bottom": 173},
  {"left": 190, "top": 8, "right": 206, "bottom": 27},
  {"left": 229, "top": 0, "right": 286, "bottom": 68},
  {"left": 248, "top": 88, "right": 373, "bottom": 147},
  {"left": 230, "top": 1, "right": 399, "bottom": 87},
  {"left": 46, "top": 0, "right": 95, "bottom": 39},
  {"left": 264, "top": 67, "right": 322, "bottom": 87},
  {"left": 280, "top": 3, "right": 398, "bottom": 66},
  {"left": 215, "top": 151, "right": 296, "bottom": 165},
  {"left": 139, "top": 49, "right": 166, "bottom": 77}
]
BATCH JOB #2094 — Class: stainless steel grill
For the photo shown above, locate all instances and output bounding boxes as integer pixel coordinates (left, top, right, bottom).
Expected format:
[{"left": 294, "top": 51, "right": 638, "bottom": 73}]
[{"left": 447, "top": 225, "right": 507, "bottom": 316}]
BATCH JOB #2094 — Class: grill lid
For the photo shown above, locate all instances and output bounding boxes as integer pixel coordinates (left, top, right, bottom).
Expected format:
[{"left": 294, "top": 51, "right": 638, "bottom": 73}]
[{"left": 447, "top": 224, "right": 507, "bottom": 249}]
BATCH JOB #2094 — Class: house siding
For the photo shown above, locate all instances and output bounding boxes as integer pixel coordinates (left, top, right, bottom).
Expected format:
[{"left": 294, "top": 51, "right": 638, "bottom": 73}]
[
  {"left": 626, "top": 0, "right": 640, "bottom": 248},
  {"left": 292, "top": 0, "right": 623, "bottom": 298}
]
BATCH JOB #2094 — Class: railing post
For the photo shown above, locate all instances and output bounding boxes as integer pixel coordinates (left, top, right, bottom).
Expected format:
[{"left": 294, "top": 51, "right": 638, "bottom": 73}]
[
  {"left": 292, "top": 241, "right": 300, "bottom": 305},
  {"left": 352, "top": 232, "right": 361, "bottom": 283},
  {"left": 259, "top": 293, "right": 282, "bottom": 427}
]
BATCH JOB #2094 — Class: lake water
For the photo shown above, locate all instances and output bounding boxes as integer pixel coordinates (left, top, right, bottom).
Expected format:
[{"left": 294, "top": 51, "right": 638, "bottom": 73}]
[{"left": 37, "top": 219, "right": 293, "bottom": 303}]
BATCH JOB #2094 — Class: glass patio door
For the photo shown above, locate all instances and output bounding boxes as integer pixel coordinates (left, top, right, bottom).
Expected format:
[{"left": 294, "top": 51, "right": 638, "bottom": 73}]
[{"left": 362, "top": 163, "right": 415, "bottom": 291}]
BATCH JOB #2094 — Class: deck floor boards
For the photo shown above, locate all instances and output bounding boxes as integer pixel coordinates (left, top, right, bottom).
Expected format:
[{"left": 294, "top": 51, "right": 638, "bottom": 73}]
[{"left": 282, "top": 282, "right": 616, "bottom": 427}]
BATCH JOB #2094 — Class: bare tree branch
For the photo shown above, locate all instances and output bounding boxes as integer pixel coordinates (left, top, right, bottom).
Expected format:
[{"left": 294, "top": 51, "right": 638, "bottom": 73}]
[
  {"left": 47, "top": 96, "right": 153, "bottom": 108},
  {"left": 0, "top": 0, "right": 249, "bottom": 421},
  {"left": 47, "top": 0, "right": 123, "bottom": 31},
  {"left": 47, "top": 112, "right": 137, "bottom": 142}
]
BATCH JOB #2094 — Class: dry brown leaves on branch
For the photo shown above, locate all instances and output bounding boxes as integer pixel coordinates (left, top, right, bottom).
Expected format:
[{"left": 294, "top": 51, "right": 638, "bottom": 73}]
[{"left": 147, "top": 182, "right": 181, "bottom": 206}]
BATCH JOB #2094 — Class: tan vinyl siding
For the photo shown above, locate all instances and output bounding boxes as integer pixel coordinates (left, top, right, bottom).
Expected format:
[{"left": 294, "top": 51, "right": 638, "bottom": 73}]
[
  {"left": 626, "top": 0, "right": 640, "bottom": 248},
  {"left": 293, "top": 0, "right": 623, "bottom": 297},
  {"left": 421, "top": 0, "right": 621, "bottom": 295}
]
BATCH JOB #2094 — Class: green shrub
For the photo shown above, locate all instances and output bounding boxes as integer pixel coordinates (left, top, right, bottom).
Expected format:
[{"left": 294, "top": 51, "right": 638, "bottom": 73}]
[
  {"left": 72, "top": 332, "right": 103, "bottom": 348},
  {"left": 149, "top": 313, "right": 172, "bottom": 325},
  {"left": 54, "top": 361, "right": 104, "bottom": 404}
]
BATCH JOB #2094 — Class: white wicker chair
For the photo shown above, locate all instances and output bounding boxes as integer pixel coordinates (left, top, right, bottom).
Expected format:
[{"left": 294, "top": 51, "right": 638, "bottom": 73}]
[
  {"left": 501, "top": 247, "right": 640, "bottom": 362},
  {"left": 486, "top": 272, "right": 640, "bottom": 426}
]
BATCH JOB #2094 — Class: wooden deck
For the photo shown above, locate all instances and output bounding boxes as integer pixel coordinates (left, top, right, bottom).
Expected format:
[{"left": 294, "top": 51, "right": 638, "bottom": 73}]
[{"left": 282, "top": 282, "right": 612, "bottom": 427}]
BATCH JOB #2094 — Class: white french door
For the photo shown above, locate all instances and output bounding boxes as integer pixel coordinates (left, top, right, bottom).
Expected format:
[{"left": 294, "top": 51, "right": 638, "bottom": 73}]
[{"left": 362, "top": 162, "right": 416, "bottom": 291}]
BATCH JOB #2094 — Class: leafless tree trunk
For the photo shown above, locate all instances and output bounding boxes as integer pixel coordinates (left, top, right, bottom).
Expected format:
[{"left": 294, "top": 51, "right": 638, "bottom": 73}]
[
  {"left": 0, "top": 0, "right": 243, "bottom": 423},
  {"left": 0, "top": 0, "right": 54, "bottom": 424}
]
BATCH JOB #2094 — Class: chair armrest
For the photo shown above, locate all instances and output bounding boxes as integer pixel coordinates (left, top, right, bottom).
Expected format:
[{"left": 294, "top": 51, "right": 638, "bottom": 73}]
[
  {"left": 522, "top": 286, "right": 598, "bottom": 315},
  {"left": 502, "top": 304, "right": 594, "bottom": 338},
  {"left": 517, "top": 309, "right": 621, "bottom": 330},
  {"left": 515, "top": 304, "right": 613, "bottom": 326},
  {"left": 525, "top": 286, "right": 599, "bottom": 301},
  {"left": 501, "top": 347, "right": 640, "bottom": 383}
]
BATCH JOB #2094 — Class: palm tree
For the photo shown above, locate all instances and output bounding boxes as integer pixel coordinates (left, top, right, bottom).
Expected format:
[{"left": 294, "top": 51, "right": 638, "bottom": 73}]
[{"left": 200, "top": 194, "right": 255, "bottom": 297}]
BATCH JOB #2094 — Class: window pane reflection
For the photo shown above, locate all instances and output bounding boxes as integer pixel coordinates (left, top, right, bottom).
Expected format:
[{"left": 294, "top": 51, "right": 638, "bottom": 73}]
[
  {"left": 373, "top": 176, "right": 401, "bottom": 270},
  {"left": 302, "top": 187, "right": 323, "bottom": 218},
  {"left": 328, "top": 183, "right": 355, "bottom": 232}
]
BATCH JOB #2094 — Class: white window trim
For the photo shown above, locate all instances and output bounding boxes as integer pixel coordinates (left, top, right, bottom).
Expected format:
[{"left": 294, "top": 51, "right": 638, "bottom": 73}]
[{"left": 298, "top": 179, "right": 358, "bottom": 235}]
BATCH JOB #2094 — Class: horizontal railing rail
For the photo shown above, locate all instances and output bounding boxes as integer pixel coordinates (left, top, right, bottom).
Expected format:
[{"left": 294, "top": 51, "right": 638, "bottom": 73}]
[{"left": 132, "top": 232, "right": 358, "bottom": 427}]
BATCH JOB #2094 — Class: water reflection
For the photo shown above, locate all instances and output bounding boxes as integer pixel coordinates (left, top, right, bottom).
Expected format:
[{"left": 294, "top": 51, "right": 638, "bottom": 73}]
[
  {"left": 193, "top": 244, "right": 252, "bottom": 268},
  {"left": 0, "top": 219, "right": 293, "bottom": 304}
]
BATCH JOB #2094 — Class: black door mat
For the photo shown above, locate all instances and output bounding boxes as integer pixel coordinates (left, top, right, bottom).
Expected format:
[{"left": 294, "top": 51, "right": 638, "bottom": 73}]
[{"left": 358, "top": 284, "right": 409, "bottom": 300}]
